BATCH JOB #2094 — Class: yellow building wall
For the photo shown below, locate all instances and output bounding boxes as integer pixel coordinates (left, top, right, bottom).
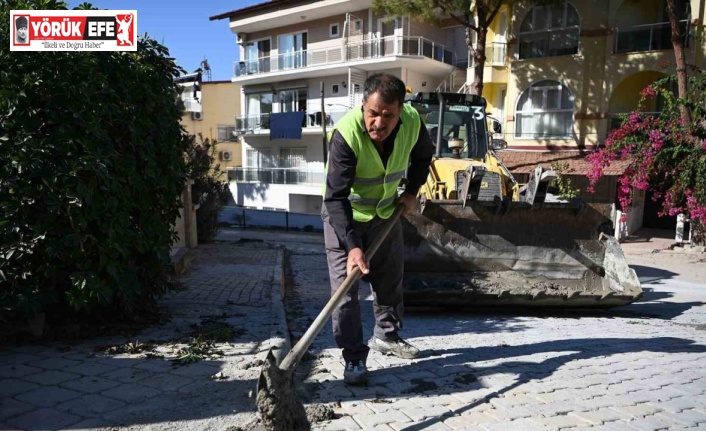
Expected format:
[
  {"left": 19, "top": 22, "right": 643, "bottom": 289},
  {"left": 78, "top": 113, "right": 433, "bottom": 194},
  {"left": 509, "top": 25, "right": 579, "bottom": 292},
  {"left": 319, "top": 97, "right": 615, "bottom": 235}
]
[
  {"left": 181, "top": 81, "right": 242, "bottom": 174},
  {"left": 482, "top": 0, "right": 706, "bottom": 150}
]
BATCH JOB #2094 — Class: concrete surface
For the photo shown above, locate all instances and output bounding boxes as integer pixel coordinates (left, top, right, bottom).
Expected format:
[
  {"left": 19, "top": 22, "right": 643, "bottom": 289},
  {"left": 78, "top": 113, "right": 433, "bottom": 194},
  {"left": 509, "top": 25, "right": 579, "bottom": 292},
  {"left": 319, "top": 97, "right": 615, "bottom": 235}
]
[{"left": 0, "top": 226, "right": 704, "bottom": 431}]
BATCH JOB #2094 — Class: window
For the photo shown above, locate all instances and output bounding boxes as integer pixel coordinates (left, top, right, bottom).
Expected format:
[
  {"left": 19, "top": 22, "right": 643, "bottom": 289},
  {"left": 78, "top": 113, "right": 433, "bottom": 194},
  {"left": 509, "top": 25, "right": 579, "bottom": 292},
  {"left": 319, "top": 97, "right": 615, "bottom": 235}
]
[
  {"left": 279, "top": 88, "right": 307, "bottom": 114},
  {"left": 519, "top": 1, "right": 579, "bottom": 60},
  {"left": 245, "top": 92, "right": 273, "bottom": 129},
  {"left": 278, "top": 32, "right": 307, "bottom": 70},
  {"left": 331, "top": 84, "right": 339, "bottom": 95},
  {"left": 515, "top": 80, "right": 574, "bottom": 139},
  {"left": 330, "top": 23, "right": 339, "bottom": 38},
  {"left": 218, "top": 125, "right": 236, "bottom": 141},
  {"left": 244, "top": 39, "right": 271, "bottom": 74}
]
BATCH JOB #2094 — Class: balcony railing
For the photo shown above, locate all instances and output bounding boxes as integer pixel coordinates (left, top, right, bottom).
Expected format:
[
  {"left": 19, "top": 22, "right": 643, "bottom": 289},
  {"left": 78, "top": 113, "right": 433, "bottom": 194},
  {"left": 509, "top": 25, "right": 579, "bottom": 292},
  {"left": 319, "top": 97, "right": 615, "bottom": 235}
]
[
  {"left": 235, "top": 108, "right": 348, "bottom": 133},
  {"left": 229, "top": 167, "right": 324, "bottom": 185},
  {"left": 234, "top": 35, "right": 455, "bottom": 77},
  {"left": 614, "top": 20, "right": 689, "bottom": 54}
]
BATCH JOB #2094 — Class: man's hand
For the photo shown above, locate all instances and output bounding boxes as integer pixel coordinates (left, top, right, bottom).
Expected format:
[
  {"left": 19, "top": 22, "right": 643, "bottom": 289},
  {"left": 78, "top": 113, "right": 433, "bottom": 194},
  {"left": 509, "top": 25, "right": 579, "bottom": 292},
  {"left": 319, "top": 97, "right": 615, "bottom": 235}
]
[
  {"left": 346, "top": 247, "right": 369, "bottom": 276},
  {"left": 399, "top": 192, "right": 419, "bottom": 215}
]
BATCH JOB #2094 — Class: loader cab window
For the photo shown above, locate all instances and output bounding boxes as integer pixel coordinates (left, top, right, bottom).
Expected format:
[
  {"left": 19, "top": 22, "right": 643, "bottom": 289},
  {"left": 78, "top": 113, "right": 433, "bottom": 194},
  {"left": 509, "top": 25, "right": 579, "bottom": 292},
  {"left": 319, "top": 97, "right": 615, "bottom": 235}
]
[{"left": 420, "top": 104, "right": 487, "bottom": 159}]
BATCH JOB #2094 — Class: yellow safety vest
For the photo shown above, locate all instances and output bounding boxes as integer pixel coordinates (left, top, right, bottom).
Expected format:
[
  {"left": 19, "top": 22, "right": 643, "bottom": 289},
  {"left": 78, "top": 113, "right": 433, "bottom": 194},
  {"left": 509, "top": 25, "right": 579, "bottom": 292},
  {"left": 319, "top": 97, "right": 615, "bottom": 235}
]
[{"left": 324, "top": 104, "right": 420, "bottom": 222}]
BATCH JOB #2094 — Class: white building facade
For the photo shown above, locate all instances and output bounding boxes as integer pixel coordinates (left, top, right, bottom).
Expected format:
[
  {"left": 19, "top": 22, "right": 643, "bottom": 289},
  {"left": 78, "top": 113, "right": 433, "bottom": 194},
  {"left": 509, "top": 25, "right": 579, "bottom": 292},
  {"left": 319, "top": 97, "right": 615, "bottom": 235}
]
[{"left": 212, "top": 0, "right": 468, "bottom": 214}]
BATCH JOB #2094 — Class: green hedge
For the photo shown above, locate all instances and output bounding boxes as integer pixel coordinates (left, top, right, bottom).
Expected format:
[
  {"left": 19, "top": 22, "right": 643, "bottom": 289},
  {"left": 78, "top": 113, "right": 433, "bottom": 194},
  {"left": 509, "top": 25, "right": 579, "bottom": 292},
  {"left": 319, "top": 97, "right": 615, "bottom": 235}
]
[{"left": 0, "top": 0, "right": 191, "bottom": 324}]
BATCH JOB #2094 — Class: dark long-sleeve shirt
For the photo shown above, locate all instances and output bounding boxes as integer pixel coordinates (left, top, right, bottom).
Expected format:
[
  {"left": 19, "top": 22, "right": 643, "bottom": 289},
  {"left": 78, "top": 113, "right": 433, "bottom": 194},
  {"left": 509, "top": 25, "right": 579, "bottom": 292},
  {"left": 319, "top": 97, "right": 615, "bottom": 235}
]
[{"left": 323, "top": 118, "right": 434, "bottom": 252}]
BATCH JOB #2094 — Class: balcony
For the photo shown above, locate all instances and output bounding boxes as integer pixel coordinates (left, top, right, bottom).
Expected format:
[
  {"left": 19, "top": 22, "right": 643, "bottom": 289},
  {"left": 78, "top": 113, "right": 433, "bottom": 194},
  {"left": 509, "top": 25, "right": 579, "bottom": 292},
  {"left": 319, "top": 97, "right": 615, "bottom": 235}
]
[
  {"left": 235, "top": 107, "right": 348, "bottom": 134},
  {"left": 228, "top": 167, "right": 325, "bottom": 185},
  {"left": 233, "top": 35, "right": 455, "bottom": 79},
  {"left": 614, "top": 20, "right": 689, "bottom": 54}
]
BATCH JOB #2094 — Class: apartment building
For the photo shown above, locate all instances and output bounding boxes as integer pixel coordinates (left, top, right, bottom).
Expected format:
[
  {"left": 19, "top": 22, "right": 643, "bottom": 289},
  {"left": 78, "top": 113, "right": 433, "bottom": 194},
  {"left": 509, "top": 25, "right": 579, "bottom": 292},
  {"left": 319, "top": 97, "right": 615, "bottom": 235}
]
[
  {"left": 212, "top": 0, "right": 704, "bottom": 228},
  {"left": 211, "top": 0, "right": 468, "bottom": 213},
  {"left": 176, "top": 71, "right": 243, "bottom": 176}
]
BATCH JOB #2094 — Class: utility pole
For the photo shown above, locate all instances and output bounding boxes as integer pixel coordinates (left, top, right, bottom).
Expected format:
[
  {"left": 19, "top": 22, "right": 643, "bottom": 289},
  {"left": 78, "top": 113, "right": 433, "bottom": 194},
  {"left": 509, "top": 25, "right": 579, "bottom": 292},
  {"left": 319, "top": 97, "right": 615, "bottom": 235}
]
[{"left": 320, "top": 81, "right": 328, "bottom": 163}]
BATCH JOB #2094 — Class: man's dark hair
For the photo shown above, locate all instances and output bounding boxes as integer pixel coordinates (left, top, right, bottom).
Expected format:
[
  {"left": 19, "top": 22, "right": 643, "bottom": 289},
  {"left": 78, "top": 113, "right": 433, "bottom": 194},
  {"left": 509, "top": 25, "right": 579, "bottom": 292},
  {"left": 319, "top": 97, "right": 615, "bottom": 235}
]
[{"left": 363, "top": 73, "right": 406, "bottom": 106}]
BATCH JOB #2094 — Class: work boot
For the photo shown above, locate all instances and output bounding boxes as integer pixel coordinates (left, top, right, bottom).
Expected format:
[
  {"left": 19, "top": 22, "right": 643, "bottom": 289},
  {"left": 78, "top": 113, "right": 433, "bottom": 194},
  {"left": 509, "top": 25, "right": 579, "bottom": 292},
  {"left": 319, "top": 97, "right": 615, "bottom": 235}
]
[
  {"left": 343, "top": 360, "right": 368, "bottom": 385},
  {"left": 368, "top": 336, "right": 420, "bottom": 359}
]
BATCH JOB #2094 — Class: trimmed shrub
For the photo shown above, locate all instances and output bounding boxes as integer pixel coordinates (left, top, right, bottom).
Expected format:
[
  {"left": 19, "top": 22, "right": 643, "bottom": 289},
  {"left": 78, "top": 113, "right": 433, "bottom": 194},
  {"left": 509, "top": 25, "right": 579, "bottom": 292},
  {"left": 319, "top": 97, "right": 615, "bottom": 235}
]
[{"left": 0, "top": 0, "right": 191, "bottom": 324}]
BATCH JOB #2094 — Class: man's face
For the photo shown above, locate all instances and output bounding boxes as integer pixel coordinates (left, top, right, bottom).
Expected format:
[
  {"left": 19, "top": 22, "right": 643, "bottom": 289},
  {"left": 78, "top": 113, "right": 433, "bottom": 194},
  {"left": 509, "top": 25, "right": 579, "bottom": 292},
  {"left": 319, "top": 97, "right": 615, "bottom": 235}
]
[
  {"left": 363, "top": 92, "right": 401, "bottom": 144},
  {"left": 17, "top": 26, "right": 27, "bottom": 40}
]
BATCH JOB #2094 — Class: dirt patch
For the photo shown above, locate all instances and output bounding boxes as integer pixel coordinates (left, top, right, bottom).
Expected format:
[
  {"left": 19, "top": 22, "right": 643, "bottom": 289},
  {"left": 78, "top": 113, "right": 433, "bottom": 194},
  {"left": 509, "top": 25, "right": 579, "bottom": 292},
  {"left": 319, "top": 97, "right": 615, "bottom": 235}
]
[
  {"left": 402, "top": 378, "right": 439, "bottom": 394},
  {"left": 305, "top": 403, "right": 336, "bottom": 423},
  {"left": 256, "top": 352, "right": 310, "bottom": 431},
  {"left": 453, "top": 373, "right": 478, "bottom": 385},
  {"left": 405, "top": 269, "right": 606, "bottom": 297}
]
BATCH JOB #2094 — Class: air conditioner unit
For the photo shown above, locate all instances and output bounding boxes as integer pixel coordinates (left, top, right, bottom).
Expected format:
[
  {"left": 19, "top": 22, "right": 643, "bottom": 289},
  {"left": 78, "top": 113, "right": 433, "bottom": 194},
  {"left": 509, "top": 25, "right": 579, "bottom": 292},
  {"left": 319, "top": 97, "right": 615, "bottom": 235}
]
[
  {"left": 192, "top": 111, "right": 203, "bottom": 121},
  {"left": 220, "top": 150, "right": 233, "bottom": 161},
  {"left": 236, "top": 32, "right": 247, "bottom": 44}
]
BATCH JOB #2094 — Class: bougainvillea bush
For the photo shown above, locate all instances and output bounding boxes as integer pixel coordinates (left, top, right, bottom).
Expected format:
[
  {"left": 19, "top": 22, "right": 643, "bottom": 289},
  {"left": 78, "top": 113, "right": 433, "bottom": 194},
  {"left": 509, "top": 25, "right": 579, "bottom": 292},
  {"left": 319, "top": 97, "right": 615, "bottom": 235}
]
[{"left": 586, "top": 72, "right": 706, "bottom": 245}]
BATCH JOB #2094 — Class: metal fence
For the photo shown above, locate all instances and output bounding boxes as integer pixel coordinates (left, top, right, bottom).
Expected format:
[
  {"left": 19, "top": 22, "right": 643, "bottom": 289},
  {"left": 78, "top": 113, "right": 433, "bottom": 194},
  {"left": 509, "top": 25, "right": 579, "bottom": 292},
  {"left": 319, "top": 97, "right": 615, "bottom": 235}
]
[
  {"left": 228, "top": 168, "right": 325, "bottom": 185},
  {"left": 219, "top": 206, "right": 323, "bottom": 231}
]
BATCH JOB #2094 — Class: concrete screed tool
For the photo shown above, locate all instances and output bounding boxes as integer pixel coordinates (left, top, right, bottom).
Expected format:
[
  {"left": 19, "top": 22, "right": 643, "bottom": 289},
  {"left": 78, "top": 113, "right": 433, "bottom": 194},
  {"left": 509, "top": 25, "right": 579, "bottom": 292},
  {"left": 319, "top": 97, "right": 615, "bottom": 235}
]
[{"left": 256, "top": 204, "right": 406, "bottom": 431}]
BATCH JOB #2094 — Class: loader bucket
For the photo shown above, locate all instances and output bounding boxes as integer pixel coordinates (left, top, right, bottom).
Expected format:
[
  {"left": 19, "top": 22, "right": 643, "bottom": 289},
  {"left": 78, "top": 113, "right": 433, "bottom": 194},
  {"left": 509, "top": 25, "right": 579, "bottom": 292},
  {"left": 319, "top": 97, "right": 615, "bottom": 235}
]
[{"left": 402, "top": 201, "right": 643, "bottom": 308}]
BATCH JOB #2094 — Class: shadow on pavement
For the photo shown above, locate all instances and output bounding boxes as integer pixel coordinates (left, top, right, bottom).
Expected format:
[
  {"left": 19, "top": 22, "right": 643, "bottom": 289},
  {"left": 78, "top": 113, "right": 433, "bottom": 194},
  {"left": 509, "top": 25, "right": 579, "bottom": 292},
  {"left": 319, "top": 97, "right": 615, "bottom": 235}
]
[
  {"left": 630, "top": 264, "right": 679, "bottom": 285},
  {"left": 316, "top": 336, "right": 706, "bottom": 431}
]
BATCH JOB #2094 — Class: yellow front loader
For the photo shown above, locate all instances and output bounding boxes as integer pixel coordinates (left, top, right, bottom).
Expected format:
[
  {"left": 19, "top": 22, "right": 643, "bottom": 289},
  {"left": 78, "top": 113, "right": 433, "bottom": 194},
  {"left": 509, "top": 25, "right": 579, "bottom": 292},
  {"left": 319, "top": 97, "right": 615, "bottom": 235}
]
[{"left": 402, "top": 92, "right": 643, "bottom": 308}]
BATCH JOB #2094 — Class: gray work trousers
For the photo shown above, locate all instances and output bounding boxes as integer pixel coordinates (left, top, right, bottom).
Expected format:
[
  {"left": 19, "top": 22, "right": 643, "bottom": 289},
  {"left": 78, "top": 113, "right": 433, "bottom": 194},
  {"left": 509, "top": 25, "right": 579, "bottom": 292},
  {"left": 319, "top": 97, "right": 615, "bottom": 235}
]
[{"left": 322, "top": 208, "right": 405, "bottom": 363}]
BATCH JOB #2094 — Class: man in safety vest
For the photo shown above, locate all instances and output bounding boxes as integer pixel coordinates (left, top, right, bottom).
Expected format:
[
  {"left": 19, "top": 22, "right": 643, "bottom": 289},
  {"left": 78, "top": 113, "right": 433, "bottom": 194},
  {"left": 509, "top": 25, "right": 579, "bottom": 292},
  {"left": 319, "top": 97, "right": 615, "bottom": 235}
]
[{"left": 322, "top": 73, "right": 434, "bottom": 385}]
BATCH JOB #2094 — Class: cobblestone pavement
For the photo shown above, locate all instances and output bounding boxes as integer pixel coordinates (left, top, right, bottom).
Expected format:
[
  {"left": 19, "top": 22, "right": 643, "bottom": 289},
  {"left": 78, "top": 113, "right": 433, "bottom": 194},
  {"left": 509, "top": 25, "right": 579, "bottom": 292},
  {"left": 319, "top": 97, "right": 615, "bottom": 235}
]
[
  {"left": 277, "top": 231, "right": 706, "bottom": 431},
  {"left": 0, "top": 241, "right": 288, "bottom": 431}
]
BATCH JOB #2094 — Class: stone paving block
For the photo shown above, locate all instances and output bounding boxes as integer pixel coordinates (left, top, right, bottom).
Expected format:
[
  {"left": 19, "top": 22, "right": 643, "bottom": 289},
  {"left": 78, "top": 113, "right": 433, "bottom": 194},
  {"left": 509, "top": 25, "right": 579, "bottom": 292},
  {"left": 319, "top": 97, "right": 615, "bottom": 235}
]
[
  {"left": 7, "top": 407, "right": 81, "bottom": 430},
  {"left": 60, "top": 418, "right": 115, "bottom": 430},
  {"left": 96, "top": 357, "right": 143, "bottom": 368},
  {"left": 449, "top": 388, "right": 495, "bottom": 404},
  {"left": 390, "top": 420, "right": 454, "bottom": 430},
  {"left": 0, "top": 398, "right": 34, "bottom": 421},
  {"left": 99, "top": 366, "right": 152, "bottom": 383},
  {"left": 577, "top": 395, "right": 625, "bottom": 410},
  {"left": 477, "top": 418, "right": 545, "bottom": 431},
  {"left": 401, "top": 404, "right": 453, "bottom": 422},
  {"left": 132, "top": 359, "right": 178, "bottom": 373},
  {"left": 62, "top": 362, "right": 118, "bottom": 377},
  {"left": 0, "top": 378, "right": 40, "bottom": 397},
  {"left": 366, "top": 398, "right": 418, "bottom": 414},
  {"left": 613, "top": 391, "right": 654, "bottom": 406},
  {"left": 483, "top": 405, "right": 535, "bottom": 421},
  {"left": 337, "top": 400, "right": 376, "bottom": 415},
  {"left": 0, "top": 364, "right": 44, "bottom": 379},
  {"left": 56, "top": 394, "right": 126, "bottom": 416},
  {"left": 16, "top": 386, "right": 82, "bottom": 408},
  {"left": 658, "top": 409, "right": 706, "bottom": 427},
  {"left": 315, "top": 416, "right": 362, "bottom": 430},
  {"left": 22, "top": 369, "right": 81, "bottom": 385},
  {"left": 168, "top": 361, "right": 224, "bottom": 378},
  {"left": 411, "top": 394, "right": 468, "bottom": 410},
  {"left": 60, "top": 375, "right": 121, "bottom": 393},
  {"left": 0, "top": 353, "right": 47, "bottom": 364},
  {"left": 526, "top": 400, "right": 578, "bottom": 416},
  {"left": 650, "top": 396, "right": 703, "bottom": 413},
  {"left": 137, "top": 372, "right": 193, "bottom": 391},
  {"left": 27, "top": 357, "right": 82, "bottom": 370},
  {"left": 315, "top": 383, "right": 354, "bottom": 400},
  {"left": 569, "top": 408, "right": 632, "bottom": 425},
  {"left": 444, "top": 412, "right": 498, "bottom": 428},
  {"left": 621, "top": 414, "right": 676, "bottom": 430},
  {"left": 100, "top": 383, "right": 161, "bottom": 402},
  {"left": 530, "top": 414, "right": 591, "bottom": 430},
  {"left": 645, "top": 386, "right": 693, "bottom": 402},
  {"left": 613, "top": 403, "right": 664, "bottom": 419},
  {"left": 354, "top": 410, "right": 411, "bottom": 428}
]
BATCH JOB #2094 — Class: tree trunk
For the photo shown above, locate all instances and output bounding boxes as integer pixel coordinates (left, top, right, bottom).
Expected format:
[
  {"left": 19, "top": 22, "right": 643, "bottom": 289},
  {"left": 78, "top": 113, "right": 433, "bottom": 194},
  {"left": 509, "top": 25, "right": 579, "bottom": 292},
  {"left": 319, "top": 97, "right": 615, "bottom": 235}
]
[
  {"left": 470, "top": 27, "right": 487, "bottom": 96},
  {"left": 666, "top": 0, "right": 690, "bottom": 125},
  {"left": 692, "top": 218, "right": 705, "bottom": 247}
]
